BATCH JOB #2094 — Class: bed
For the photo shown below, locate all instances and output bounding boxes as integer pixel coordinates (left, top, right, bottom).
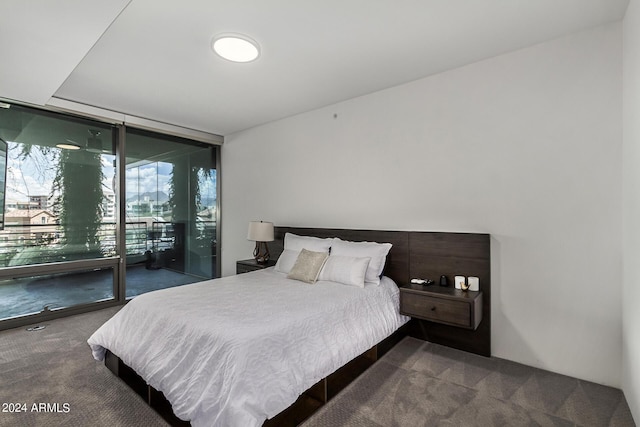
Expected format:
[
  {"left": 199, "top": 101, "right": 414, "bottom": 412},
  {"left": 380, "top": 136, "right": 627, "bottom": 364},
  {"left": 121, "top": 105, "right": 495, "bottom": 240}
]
[{"left": 88, "top": 227, "right": 491, "bottom": 426}]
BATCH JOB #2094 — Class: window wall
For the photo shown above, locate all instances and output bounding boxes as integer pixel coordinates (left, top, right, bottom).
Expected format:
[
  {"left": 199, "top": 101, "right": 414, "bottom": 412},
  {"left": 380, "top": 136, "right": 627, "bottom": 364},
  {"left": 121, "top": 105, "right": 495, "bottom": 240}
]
[
  {"left": 0, "top": 104, "right": 220, "bottom": 329},
  {"left": 124, "top": 129, "right": 218, "bottom": 298}
]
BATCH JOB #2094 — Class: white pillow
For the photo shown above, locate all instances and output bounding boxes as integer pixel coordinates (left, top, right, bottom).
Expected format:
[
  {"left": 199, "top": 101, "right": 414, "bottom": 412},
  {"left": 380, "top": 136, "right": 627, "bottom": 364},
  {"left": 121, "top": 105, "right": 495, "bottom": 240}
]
[
  {"left": 318, "top": 255, "right": 370, "bottom": 288},
  {"left": 283, "top": 232, "right": 332, "bottom": 252},
  {"left": 274, "top": 249, "right": 299, "bottom": 274},
  {"left": 275, "top": 233, "right": 332, "bottom": 274},
  {"left": 329, "top": 238, "right": 392, "bottom": 286}
]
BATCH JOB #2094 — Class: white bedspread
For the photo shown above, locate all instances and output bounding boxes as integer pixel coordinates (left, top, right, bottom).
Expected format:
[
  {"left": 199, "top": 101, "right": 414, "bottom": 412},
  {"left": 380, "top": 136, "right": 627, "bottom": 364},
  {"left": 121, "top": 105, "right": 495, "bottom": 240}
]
[{"left": 87, "top": 268, "right": 408, "bottom": 427}]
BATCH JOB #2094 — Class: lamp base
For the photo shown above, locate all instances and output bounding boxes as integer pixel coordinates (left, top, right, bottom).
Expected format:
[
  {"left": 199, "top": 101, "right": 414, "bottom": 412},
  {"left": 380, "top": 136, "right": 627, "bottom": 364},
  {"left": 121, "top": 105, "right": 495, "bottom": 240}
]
[{"left": 253, "top": 241, "right": 270, "bottom": 264}]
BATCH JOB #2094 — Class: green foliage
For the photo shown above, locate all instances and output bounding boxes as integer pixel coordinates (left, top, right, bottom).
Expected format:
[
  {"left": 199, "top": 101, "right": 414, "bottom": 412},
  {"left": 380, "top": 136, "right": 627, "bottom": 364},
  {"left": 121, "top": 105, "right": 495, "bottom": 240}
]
[
  {"left": 168, "top": 159, "right": 200, "bottom": 226},
  {"left": 51, "top": 149, "right": 104, "bottom": 254}
]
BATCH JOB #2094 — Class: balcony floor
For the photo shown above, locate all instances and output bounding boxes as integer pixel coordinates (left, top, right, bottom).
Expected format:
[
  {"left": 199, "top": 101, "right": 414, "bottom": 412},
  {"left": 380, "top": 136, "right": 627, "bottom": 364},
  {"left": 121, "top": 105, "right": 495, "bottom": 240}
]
[{"left": 0, "top": 265, "right": 205, "bottom": 320}]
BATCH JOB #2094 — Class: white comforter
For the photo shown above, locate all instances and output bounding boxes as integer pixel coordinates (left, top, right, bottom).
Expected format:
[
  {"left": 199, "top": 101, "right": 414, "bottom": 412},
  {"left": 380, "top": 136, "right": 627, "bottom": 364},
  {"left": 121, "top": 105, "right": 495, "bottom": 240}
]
[{"left": 88, "top": 268, "right": 408, "bottom": 427}]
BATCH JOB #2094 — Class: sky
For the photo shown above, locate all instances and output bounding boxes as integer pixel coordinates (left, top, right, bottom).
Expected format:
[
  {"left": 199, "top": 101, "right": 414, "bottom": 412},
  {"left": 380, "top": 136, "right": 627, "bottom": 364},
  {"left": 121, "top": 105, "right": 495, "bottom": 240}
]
[{"left": 6, "top": 144, "right": 53, "bottom": 201}]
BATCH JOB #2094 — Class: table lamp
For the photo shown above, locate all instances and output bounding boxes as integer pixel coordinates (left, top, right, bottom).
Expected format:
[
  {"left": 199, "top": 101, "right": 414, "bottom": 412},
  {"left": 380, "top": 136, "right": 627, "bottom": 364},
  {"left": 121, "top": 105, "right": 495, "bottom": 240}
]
[{"left": 247, "top": 221, "right": 274, "bottom": 263}]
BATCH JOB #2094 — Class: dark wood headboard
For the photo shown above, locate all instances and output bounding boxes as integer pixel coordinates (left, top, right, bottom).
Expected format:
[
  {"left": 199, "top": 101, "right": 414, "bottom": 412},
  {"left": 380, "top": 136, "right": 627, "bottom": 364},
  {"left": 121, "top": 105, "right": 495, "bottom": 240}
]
[{"left": 273, "top": 226, "right": 491, "bottom": 357}]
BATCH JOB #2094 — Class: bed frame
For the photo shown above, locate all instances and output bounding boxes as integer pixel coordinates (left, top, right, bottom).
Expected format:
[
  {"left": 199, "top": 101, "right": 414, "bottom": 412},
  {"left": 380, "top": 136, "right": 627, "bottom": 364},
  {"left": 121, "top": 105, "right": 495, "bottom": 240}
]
[{"left": 104, "top": 227, "right": 491, "bottom": 426}]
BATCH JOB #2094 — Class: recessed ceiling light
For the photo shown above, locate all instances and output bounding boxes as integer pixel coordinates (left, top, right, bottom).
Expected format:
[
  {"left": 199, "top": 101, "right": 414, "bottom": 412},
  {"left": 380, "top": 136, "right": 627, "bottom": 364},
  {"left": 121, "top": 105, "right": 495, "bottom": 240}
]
[{"left": 212, "top": 33, "right": 260, "bottom": 63}]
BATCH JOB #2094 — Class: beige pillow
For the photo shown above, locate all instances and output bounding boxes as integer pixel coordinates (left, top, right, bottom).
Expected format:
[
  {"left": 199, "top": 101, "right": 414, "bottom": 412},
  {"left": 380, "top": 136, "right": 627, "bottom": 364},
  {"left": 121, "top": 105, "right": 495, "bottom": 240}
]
[{"left": 287, "top": 249, "right": 329, "bottom": 284}]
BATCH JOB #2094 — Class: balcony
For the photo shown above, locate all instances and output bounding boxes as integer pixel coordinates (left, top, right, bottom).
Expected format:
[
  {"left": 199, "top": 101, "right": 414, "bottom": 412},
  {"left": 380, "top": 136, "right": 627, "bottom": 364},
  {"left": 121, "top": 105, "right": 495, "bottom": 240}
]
[{"left": 0, "top": 221, "right": 216, "bottom": 321}]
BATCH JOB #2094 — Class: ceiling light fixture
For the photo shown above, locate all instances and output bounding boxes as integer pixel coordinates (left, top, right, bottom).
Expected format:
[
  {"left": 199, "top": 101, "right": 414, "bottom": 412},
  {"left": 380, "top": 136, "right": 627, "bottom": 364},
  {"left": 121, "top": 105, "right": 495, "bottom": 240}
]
[
  {"left": 56, "top": 139, "right": 81, "bottom": 150},
  {"left": 212, "top": 33, "right": 260, "bottom": 63}
]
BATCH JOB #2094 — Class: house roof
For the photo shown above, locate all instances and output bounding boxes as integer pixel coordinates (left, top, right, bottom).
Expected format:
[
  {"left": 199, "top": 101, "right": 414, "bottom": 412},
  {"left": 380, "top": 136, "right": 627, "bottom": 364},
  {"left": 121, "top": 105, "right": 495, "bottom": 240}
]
[{"left": 5, "top": 209, "right": 55, "bottom": 219}]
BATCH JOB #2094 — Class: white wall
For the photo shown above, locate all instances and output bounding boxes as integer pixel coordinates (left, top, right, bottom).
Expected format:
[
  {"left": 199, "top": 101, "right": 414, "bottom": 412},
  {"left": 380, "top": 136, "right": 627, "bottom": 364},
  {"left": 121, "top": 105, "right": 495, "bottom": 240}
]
[
  {"left": 623, "top": 0, "right": 640, "bottom": 420},
  {"left": 222, "top": 23, "right": 623, "bottom": 387}
]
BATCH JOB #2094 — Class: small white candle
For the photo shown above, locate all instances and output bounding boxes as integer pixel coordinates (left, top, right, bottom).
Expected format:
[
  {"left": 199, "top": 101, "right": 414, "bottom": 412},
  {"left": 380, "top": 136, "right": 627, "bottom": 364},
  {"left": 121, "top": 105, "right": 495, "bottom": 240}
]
[
  {"left": 468, "top": 276, "right": 480, "bottom": 291},
  {"left": 454, "top": 276, "right": 465, "bottom": 290}
]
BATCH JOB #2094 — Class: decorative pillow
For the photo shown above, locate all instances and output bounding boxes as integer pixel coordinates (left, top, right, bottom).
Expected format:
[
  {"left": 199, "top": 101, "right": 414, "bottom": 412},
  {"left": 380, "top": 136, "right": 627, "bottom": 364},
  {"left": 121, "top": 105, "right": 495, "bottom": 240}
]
[
  {"left": 287, "top": 249, "right": 329, "bottom": 284},
  {"left": 283, "top": 233, "right": 332, "bottom": 252},
  {"left": 318, "top": 255, "right": 370, "bottom": 288},
  {"left": 329, "top": 238, "right": 392, "bottom": 286}
]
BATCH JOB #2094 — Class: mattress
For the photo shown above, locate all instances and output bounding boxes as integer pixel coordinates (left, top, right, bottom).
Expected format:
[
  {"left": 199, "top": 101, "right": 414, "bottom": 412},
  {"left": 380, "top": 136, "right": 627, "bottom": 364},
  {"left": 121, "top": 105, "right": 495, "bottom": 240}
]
[{"left": 88, "top": 268, "right": 408, "bottom": 427}]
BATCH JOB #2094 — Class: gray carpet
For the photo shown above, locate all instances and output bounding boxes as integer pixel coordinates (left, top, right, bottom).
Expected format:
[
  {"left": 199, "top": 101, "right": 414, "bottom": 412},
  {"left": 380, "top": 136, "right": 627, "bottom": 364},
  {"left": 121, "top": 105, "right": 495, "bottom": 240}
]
[
  {"left": 301, "top": 338, "right": 636, "bottom": 427},
  {"left": 0, "top": 306, "right": 168, "bottom": 427},
  {"left": 0, "top": 307, "right": 635, "bottom": 427}
]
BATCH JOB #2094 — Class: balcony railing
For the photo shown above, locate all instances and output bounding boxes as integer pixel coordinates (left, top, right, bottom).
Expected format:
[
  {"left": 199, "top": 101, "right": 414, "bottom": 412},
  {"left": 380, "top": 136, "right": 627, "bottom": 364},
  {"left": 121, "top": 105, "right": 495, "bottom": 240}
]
[{"left": 0, "top": 221, "right": 216, "bottom": 268}]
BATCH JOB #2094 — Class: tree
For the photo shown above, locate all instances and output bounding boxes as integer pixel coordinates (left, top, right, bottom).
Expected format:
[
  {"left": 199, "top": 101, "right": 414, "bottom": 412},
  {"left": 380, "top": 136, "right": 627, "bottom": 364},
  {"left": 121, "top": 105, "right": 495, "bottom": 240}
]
[
  {"left": 51, "top": 148, "right": 104, "bottom": 256},
  {"left": 168, "top": 153, "right": 215, "bottom": 276}
]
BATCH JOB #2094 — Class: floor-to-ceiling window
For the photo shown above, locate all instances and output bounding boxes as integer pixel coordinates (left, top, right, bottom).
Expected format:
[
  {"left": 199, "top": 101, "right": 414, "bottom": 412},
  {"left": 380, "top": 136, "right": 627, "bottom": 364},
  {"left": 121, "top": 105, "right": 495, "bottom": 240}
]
[
  {"left": 0, "top": 105, "right": 118, "bottom": 325},
  {"left": 124, "top": 129, "right": 218, "bottom": 298},
  {"left": 0, "top": 104, "right": 220, "bottom": 329}
]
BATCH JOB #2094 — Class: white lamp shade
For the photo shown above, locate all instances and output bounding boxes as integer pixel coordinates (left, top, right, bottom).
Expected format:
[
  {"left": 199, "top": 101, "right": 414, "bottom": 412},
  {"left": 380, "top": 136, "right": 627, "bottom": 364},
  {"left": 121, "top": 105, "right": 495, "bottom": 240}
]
[{"left": 247, "top": 221, "right": 274, "bottom": 242}]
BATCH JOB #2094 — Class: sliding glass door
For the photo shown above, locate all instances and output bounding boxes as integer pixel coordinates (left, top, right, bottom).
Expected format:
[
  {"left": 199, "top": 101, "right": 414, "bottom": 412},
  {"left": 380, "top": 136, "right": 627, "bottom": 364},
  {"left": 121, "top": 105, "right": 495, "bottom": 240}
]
[
  {"left": 124, "top": 129, "right": 218, "bottom": 298},
  {"left": 0, "top": 105, "right": 118, "bottom": 323}
]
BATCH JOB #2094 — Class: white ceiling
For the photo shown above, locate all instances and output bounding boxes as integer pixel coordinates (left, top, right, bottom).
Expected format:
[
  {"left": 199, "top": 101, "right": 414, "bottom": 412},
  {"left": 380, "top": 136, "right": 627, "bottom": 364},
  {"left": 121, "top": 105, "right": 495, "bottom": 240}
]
[{"left": 1, "top": 0, "right": 630, "bottom": 136}]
